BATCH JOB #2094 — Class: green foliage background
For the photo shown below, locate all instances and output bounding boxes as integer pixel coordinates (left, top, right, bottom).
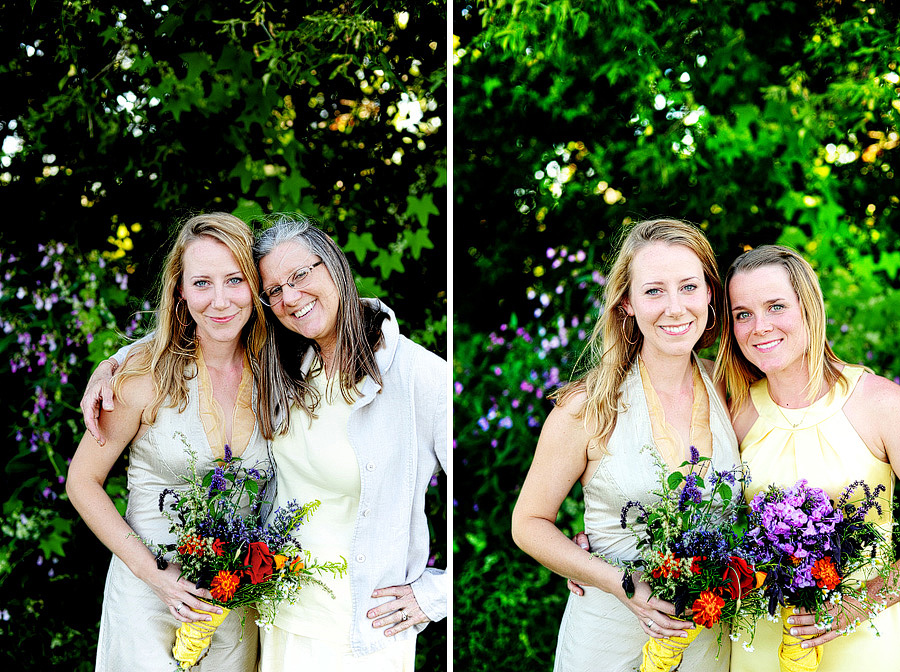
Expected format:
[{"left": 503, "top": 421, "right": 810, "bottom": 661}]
[
  {"left": 0, "top": 0, "right": 446, "bottom": 668},
  {"left": 454, "top": 0, "right": 900, "bottom": 669}
]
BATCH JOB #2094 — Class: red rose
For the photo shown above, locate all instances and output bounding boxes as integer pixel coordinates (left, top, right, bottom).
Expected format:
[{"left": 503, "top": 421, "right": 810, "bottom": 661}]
[
  {"left": 720, "top": 556, "right": 757, "bottom": 600},
  {"left": 243, "top": 541, "right": 274, "bottom": 584}
]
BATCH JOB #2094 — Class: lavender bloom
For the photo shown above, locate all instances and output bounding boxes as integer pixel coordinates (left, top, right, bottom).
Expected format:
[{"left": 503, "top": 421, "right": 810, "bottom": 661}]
[
  {"left": 209, "top": 467, "right": 227, "bottom": 496},
  {"left": 224, "top": 444, "right": 233, "bottom": 462},
  {"left": 688, "top": 445, "right": 700, "bottom": 465},
  {"left": 678, "top": 473, "right": 702, "bottom": 511}
]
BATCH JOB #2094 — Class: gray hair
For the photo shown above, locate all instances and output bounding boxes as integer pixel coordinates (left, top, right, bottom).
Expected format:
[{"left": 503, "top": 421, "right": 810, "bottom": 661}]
[{"left": 253, "top": 213, "right": 385, "bottom": 433}]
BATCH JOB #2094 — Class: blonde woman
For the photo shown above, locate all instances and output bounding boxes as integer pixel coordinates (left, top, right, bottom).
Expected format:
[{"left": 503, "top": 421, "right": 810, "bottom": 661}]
[
  {"left": 717, "top": 245, "right": 900, "bottom": 671},
  {"left": 512, "top": 219, "right": 739, "bottom": 672},
  {"left": 68, "top": 213, "right": 271, "bottom": 670}
]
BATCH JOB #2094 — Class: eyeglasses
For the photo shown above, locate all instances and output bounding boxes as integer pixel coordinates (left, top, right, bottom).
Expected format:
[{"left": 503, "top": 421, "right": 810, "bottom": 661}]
[{"left": 259, "top": 261, "right": 324, "bottom": 306}]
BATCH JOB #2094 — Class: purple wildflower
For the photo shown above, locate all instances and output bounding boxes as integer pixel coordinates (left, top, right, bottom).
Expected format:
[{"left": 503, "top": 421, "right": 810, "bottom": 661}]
[{"left": 209, "top": 467, "right": 227, "bottom": 496}]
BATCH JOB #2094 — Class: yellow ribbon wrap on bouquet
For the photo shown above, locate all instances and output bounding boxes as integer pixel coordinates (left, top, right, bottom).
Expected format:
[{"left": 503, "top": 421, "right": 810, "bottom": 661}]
[
  {"left": 172, "top": 603, "right": 231, "bottom": 669},
  {"left": 778, "top": 605, "right": 823, "bottom": 672},
  {"left": 639, "top": 622, "right": 704, "bottom": 672}
]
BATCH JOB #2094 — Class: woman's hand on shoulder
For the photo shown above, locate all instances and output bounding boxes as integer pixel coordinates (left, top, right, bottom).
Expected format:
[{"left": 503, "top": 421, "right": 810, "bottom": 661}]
[{"left": 81, "top": 357, "right": 120, "bottom": 445}]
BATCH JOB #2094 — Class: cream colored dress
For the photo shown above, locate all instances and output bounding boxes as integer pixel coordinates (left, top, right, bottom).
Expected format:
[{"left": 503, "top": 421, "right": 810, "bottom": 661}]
[
  {"left": 731, "top": 365, "right": 900, "bottom": 671},
  {"left": 259, "top": 371, "right": 415, "bottom": 671},
  {"left": 553, "top": 356, "right": 739, "bottom": 672},
  {"left": 95, "top": 354, "right": 266, "bottom": 671}
]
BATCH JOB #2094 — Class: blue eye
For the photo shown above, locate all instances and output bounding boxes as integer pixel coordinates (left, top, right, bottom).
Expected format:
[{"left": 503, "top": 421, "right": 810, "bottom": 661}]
[
  {"left": 735, "top": 311, "right": 750, "bottom": 320},
  {"left": 682, "top": 284, "right": 697, "bottom": 292},
  {"left": 228, "top": 276, "right": 243, "bottom": 285},
  {"left": 646, "top": 288, "right": 661, "bottom": 295},
  {"left": 770, "top": 304, "right": 784, "bottom": 312}
]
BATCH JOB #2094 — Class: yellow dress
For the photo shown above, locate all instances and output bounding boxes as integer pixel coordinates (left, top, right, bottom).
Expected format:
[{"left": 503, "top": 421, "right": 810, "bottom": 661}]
[{"left": 731, "top": 365, "right": 900, "bottom": 672}]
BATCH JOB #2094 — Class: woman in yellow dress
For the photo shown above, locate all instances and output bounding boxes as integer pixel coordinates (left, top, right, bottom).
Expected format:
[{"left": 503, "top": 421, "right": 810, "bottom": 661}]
[{"left": 716, "top": 244, "right": 900, "bottom": 671}]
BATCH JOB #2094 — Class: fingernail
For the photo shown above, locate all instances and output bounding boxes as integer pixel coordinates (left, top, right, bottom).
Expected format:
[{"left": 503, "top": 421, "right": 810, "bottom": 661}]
[
  {"left": 371, "top": 592, "right": 378, "bottom": 598},
  {"left": 787, "top": 617, "right": 794, "bottom": 624},
  {"left": 790, "top": 628, "right": 798, "bottom": 636},
  {"left": 801, "top": 642, "right": 809, "bottom": 649}
]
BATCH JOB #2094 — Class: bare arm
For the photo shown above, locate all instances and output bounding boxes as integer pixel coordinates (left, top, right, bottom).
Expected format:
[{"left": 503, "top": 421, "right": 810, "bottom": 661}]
[
  {"left": 67, "top": 372, "right": 219, "bottom": 622},
  {"left": 512, "top": 399, "right": 691, "bottom": 638}
]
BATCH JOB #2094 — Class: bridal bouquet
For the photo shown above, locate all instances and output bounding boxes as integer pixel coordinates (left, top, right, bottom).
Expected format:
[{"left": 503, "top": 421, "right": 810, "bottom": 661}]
[
  {"left": 740, "top": 478, "right": 898, "bottom": 671},
  {"left": 149, "top": 433, "right": 347, "bottom": 669},
  {"left": 615, "top": 447, "right": 764, "bottom": 672}
]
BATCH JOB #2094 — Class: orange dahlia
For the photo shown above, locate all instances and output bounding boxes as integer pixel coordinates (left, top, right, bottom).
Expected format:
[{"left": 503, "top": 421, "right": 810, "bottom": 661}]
[
  {"left": 812, "top": 556, "right": 841, "bottom": 590},
  {"left": 209, "top": 570, "right": 241, "bottom": 602},
  {"left": 692, "top": 590, "right": 725, "bottom": 628}
]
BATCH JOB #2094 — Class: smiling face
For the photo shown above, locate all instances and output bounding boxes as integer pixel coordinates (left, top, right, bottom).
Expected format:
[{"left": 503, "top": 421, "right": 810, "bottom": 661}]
[
  {"left": 179, "top": 236, "right": 253, "bottom": 348},
  {"left": 258, "top": 240, "right": 340, "bottom": 356},
  {"left": 728, "top": 264, "right": 809, "bottom": 377},
  {"left": 622, "top": 242, "right": 711, "bottom": 360}
]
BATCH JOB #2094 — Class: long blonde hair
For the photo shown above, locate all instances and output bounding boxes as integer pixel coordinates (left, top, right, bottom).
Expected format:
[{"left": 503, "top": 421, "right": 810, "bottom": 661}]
[
  {"left": 554, "top": 218, "right": 723, "bottom": 455},
  {"left": 714, "top": 244, "right": 847, "bottom": 413},
  {"left": 115, "top": 213, "right": 272, "bottom": 438}
]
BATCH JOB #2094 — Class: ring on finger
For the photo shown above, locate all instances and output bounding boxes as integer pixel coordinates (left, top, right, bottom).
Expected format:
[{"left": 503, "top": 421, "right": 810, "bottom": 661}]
[
  {"left": 646, "top": 618, "right": 654, "bottom": 630},
  {"left": 401, "top": 611, "right": 410, "bottom": 622},
  {"left": 175, "top": 604, "right": 183, "bottom": 614}
]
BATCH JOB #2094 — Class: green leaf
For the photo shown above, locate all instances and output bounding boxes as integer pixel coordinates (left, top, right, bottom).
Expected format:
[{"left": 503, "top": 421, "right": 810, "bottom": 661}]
[
  {"left": 371, "top": 249, "right": 405, "bottom": 279},
  {"left": 405, "top": 193, "right": 440, "bottom": 227},
  {"left": 404, "top": 227, "right": 434, "bottom": 259},
  {"left": 232, "top": 198, "right": 265, "bottom": 224},
  {"left": 38, "top": 517, "right": 72, "bottom": 558},
  {"left": 717, "top": 483, "right": 733, "bottom": 506},
  {"left": 180, "top": 52, "right": 209, "bottom": 83},
  {"left": 667, "top": 472, "right": 684, "bottom": 490},
  {"left": 344, "top": 231, "right": 378, "bottom": 263}
]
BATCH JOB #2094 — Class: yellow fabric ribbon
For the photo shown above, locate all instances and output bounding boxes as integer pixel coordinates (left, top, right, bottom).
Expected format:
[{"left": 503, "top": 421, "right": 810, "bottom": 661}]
[
  {"left": 640, "top": 621, "right": 704, "bottom": 672},
  {"left": 778, "top": 605, "right": 823, "bottom": 672},
  {"left": 172, "top": 603, "right": 231, "bottom": 669}
]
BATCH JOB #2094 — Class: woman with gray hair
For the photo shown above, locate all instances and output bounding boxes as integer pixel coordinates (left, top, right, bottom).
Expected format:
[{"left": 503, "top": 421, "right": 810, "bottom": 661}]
[
  {"left": 251, "top": 214, "right": 446, "bottom": 670},
  {"left": 82, "top": 213, "right": 446, "bottom": 670}
]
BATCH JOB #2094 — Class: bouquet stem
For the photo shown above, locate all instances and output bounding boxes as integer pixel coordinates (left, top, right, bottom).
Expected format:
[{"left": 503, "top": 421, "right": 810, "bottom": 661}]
[
  {"left": 172, "top": 602, "right": 231, "bottom": 669},
  {"left": 778, "top": 606, "right": 823, "bottom": 672},
  {"left": 639, "top": 621, "right": 704, "bottom": 672}
]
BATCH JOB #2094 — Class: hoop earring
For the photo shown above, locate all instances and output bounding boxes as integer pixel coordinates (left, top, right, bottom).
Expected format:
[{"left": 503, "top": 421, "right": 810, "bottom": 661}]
[
  {"left": 175, "top": 300, "right": 192, "bottom": 329},
  {"left": 621, "top": 315, "right": 639, "bottom": 346},
  {"left": 705, "top": 303, "right": 717, "bottom": 332}
]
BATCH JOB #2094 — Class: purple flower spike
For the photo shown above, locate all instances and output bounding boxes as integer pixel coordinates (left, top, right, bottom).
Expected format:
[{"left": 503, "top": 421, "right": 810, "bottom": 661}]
[
  {"left": 224, "top": 444, "right": 232, "bottom": 462},
  {"left": 209, "top": 467, "right": 227, "bottom": 496},
  {"left": 689, "top": 445, "right": 700, "bottom": 465}
]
